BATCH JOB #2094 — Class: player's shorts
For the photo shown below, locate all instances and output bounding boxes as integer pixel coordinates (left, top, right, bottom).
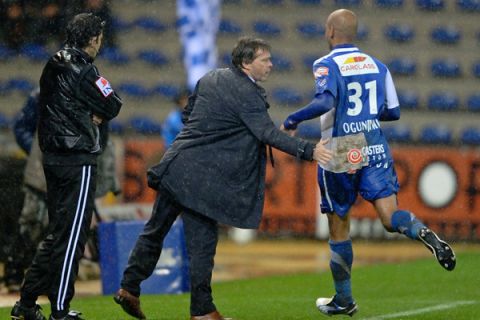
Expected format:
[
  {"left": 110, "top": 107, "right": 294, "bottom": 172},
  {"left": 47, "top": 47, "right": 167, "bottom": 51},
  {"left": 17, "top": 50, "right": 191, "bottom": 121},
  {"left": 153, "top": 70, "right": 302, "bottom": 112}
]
[{"left": 318, "top": 159, "right": 400, "bottom": 217}]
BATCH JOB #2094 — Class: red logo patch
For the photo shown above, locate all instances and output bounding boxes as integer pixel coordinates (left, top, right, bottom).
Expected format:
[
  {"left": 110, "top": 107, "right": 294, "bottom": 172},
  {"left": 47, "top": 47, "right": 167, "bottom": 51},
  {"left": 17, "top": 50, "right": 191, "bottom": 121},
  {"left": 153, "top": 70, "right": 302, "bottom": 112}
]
[{"left": 347, "top": 148, "right": 363, "bottom": 164}]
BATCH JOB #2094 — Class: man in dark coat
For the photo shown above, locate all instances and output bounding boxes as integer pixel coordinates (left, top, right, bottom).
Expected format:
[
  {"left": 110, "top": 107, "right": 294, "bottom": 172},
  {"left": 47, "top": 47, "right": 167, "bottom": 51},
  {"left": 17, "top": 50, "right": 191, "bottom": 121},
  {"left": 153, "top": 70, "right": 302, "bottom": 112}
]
[{"left": 114, "top": 37, "right": 332, "bottom": 320}]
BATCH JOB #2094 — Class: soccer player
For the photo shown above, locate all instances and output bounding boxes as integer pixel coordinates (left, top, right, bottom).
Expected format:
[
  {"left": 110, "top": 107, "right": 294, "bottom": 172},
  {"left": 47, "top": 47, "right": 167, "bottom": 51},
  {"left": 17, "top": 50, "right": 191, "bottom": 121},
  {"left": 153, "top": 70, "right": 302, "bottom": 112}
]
[{"left": 281, "top": 9, "right": 456, "bottom": 317}]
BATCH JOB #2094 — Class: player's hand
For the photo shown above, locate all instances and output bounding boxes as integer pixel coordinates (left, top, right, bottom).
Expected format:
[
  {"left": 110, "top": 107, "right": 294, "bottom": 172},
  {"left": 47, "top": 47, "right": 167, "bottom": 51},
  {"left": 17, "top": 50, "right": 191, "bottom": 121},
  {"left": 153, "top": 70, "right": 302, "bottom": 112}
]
[
  {"left": 92, "top": 114, "right": 103, "bottom": 125},
  {"left": 280, "top": 124, "right": 297, "bottom": 137},
  {"left": 313, "top": 138, "right": 333, "bottom": 165}
]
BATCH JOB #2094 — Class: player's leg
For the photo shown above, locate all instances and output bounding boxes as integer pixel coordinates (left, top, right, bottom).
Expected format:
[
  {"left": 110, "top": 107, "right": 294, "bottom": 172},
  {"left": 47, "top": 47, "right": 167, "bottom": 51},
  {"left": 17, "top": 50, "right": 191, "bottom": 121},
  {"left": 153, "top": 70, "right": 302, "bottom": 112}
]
[{"left": 316, "top": 168, "right": 358, "bottom": 316}]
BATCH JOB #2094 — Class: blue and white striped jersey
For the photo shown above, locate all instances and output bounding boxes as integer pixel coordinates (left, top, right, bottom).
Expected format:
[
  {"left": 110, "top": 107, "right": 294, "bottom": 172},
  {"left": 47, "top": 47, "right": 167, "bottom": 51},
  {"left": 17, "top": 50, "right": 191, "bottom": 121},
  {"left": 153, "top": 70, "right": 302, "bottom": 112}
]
[{"left": 313, "top": 44, "right": 399, "bottom": 164}]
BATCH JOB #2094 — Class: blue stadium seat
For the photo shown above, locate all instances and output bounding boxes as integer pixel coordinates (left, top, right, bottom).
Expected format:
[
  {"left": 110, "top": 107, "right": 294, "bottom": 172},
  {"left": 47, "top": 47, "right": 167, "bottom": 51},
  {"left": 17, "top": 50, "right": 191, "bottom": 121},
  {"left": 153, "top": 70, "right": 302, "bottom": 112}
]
[
  {"left": 397, "top": 89, "right": 419, "bottom": 110},
  {"left": 431, "top": 25, "right": 461, "bottom": 45},
  {"left": 419, "top": 125, "right": 452, "bottom": 144},
  {"left": 430, "top": 58, "right": 461, "bottom": 77},
  {"left": 0, "top": 44, "right": 14, "bottom": 61},
  {"left": 253, "top": 21, "right": 282, "bottom": 36},
  {"left": 150, "top": 83, "right": 181, "bottom": 99},
  {"left": 375, "top": 0, "right": 404, "bottom": 7},
  {"left": 0, "top": 112, "right": 10, "bottom": 129},
  {"left": 457, "top": 0, "right": 480, "bottom": 11},
  {"left": 460, "top": 127, "right": 480, "bottom": 145},
  {"left": 128, "top": 116, "right": 163, "bottom": 135},
  {"left": 6, "top": 77, "right": 34, "bottom": 94},
  {"left": 219, "top": 52, "right": 231, "bottom": 67},
  {"left": 99, "top": 46, "right": 131, "bottom": 65},
  {"left": 271, "top": 87, "right": 304, "bottom": 106},
  {"left": 111, "top": 16, "right": 133, "bottom": 32},
  {"left": 302, "top": 54, "right": 318, "bottom": 70},
  {"left": 0, "top": 81, "right": 9, "bottom": 95},
  {"left": 295, "top": 0, "right": 322, "bottom": 4},
  {"left": 271, "top": 54, "right": 293, "bottom": 71},
  {"left": 297, "top": 22, "right": 325, "bottom": 38},
  {"left": 416, "top": 0, "right": 445, "bottom": 10},
  {"left": 335, "top": 0, "right": 362, "bottom": 5},
  {"left": 382, "top": 124, "right": 412, "bottom": 143},
  {"left": 137, "top": 49, "right": 169, "bottom": 67},
  {"left": 472, "top": 61, "right": 480, "bottom": 78},
  {"left": 297, "top": 123, "right": 322, "bottom": 139},
  {"left": 134, "top": 16, "right": 167, "bottom": 33},
  {"left": 427, "top": 92, "right": 459, "bottom": 111},
  {"left": 357, "top": 23, "right": 369, "bottom": 41},
  {"left": 118, "top": 82, "right": 151, "bottom": 99},
  {"left": 20, "top": 43, "right": 50, "bottom": 62},
  {"left": 219, "top": 18, "right": 242, "bottom": 35},
  {"left": 256, "top": 0, "right": 284, "bottom": 4},
  {"left": 467, "top": 94, "right": 480, "bottom": 112},
  {"left": 387, "top": 57, "right": 417, "bottom": 76},
  {"left": 109, "top": 119, "right": 125, "bottom": 134},
  {"left": 384, "top": 24, "right": 415, "bottom": 42}
]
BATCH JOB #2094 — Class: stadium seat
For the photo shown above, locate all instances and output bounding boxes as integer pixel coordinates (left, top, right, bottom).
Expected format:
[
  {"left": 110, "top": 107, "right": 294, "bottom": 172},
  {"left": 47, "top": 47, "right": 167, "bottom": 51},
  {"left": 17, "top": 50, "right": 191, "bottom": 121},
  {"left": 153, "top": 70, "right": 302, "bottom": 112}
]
[
  {"left": 137, "top": 49, "right": 169, "bottom": 67},
  {"left": 419, "top": 125, "right": 453, "bottom": 144},
  {"left": 302, "top": 54, "right": 318, "bottom": 70},
  {"left": 0, "top": 44, "right": 13, "bottom": 61},
  {"left": 128, "top": 116, "right": 163, "bottom": 135},
  {"left": 427, "top": 91, "right": 460, "bottom": 111},
  {"left": 472, "top": 61, "right": 480, "bottom": 78},
  {"left": 20, "top": 43, "right": 50, "bottom": 62},
  {"left": 99, "top": 46, "right": 131, "bottom": 65},
  {"left": 219, "top": 18, "right": 243, "bottom": 35},
  {"left": 416, "top": 0, "right": 445, "bottom": 10},
  {"left": 460, "top": 127, "right": 480, "bottom": 145},
  {"left": 467, "top": 94, "right": 480, "bottom": 112},
  {"left": 271, "top": 54, "right": 293, "bottom": 72},
  {"left": 117, "top": 82, "right": 151, "bottom": 99},
  {"left": 6, "top": 77, "right": 34, "bottom": 94},
  {"left": 397, "top": 89, "right": 419, "bottom": 110},
  {"left": 387, "top": 57, "right": 417, "bottom": 76},
  {"left": 457, "top": 0, "right": 480, "bottom": 11},
  {"left": 431, "top": 25, "right": 461, "bottom": 45},
  {"left": 375, "top": 0, "right": 404, "bottom": 7},
  {"left": 256, "top": 0, "right": 284, "bottom": 4},
  {"left": 109, "top": 119, "right": 125, "bottom": 134},
  {"left": 271, "top": 87, "right": 303, "bottom": 106},
  {"left": 382, "top": 124, "right": 412, "bottom": 143},
  {"left": 430, "top": 58, "right": 461, "bottom": 77},
  {"left": 297, "top": 122, "right": 322, "bottom": 139},
  {"left": 219, "top": 52, "right": 231, "bottom": 67},
  {"left": 297, "top": 22, "right": 325, "bottom": 38},
  {"left": 150, "top": 83, "right": 181, "bottom": 99},
  {"left": 295, "top": 0, "right": 322, "bottom": 4},
  {"left": 384, "top": 24, "right": 415, "bottom": 42},
  {"left": 335, "top": 0, "right": 362, "bottom": 5},
  {"left": 253, "top": 21, "right": 282, "bottom": 36},
  {"left": 111, "top": 16, "right": 133, "bottom": 32},
  {"left": 0, "top": 112, "right": 10, "bottom": 130},
  {"left": 134, "top": 16, "right": 167, "bottom": 33},
  {"left": 357, "top": 23, "right": 370, "bottom": 41}
]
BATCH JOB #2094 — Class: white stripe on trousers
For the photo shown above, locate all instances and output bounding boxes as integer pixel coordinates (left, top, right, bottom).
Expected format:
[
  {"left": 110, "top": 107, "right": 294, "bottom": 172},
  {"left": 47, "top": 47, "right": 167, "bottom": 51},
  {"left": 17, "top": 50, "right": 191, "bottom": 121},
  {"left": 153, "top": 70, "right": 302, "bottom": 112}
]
[
  {"left": 322, "top": 169, "right": 334, "bottom": 211},
  {"left": 57, "top": 165, "right": 92, "bottom": 311}
]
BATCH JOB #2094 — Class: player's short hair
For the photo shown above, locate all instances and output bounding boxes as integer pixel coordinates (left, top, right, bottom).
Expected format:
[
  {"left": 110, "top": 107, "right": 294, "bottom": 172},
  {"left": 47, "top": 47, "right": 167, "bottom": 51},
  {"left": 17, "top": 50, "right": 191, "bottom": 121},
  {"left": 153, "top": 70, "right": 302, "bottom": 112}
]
[
  {"left": 231, "top": 36, "right": 271, "bottom": 69},
  {"left": 65, "top": 13, "right": 105, "bottom": 49}
]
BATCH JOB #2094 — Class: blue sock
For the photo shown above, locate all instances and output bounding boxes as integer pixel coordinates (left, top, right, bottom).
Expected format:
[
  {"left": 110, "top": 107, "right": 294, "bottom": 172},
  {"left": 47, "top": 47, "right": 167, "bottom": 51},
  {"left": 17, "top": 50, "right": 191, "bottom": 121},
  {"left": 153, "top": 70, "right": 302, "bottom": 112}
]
[
  {"left": 329, "top": 239, "right": 353, "bottom": 305},
  {"left": 391, "top": 210, "right": 426, "bottom": 240}
]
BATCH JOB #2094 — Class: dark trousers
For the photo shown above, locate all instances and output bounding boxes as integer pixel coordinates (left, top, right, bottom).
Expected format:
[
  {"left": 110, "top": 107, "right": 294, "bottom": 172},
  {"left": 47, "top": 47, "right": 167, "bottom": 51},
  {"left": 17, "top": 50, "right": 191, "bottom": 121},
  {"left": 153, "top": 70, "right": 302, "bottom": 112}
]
[
  {"left": 20, "top": 164, "right": 96, "bottom": 318},
  {"left": 121, "top": 190, "right": 219, "bottom": 316}
]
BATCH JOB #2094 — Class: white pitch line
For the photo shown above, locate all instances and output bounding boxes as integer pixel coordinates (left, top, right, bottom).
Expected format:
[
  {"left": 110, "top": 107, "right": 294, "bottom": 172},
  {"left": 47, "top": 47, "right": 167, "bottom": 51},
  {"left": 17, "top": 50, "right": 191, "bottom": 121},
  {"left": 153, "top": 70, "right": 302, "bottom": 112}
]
[{"left": 361, "top": 300, "right": 477, "bottom": 320}]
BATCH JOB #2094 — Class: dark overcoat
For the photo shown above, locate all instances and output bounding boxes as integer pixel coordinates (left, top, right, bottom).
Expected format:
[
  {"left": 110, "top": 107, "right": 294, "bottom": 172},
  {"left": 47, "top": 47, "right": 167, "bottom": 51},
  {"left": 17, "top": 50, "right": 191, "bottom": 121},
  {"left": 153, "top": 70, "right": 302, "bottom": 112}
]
[{"left": 148, "top": 67, "right": 316, "bottom": 228}]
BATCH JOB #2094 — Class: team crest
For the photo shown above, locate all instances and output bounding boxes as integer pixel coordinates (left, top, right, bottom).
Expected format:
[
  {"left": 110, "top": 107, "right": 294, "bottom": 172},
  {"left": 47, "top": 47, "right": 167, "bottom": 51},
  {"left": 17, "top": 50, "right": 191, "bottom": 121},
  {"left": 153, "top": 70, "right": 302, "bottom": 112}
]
[{"left": 347, "top": 148, "right": 363, "bottom": 164}]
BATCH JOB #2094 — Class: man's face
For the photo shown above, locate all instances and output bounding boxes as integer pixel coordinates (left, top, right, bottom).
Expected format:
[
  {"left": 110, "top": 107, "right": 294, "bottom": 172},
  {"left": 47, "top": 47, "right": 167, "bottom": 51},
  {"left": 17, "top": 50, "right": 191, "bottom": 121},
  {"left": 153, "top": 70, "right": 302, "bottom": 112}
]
[
  {"left": 243, "top": 48, "right": 272, "bottom": 82},
  {"left": 91, "top": 32, "right": 103, "bottom": 58}
]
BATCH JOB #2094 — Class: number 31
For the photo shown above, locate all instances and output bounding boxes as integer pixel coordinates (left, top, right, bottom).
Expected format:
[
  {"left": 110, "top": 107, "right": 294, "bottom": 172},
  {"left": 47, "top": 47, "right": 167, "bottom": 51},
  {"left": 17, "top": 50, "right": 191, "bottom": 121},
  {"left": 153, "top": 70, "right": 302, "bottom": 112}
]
[{"left": 347, "top": 80, "right": 377, "bottom": 116}]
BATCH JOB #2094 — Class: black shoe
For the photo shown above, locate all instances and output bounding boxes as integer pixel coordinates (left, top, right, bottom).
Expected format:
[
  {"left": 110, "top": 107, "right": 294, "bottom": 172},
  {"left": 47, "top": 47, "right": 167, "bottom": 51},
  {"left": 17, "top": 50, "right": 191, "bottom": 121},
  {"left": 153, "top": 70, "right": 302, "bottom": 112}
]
[
  {"left": 316, "top": 296, "right": 358, "bottom": 317},
  {"left": 114, "top": 288, "right": 146, "bottom": 319},
  {"left": 10, "top": 301, "right": 46, "bottom": 320},
  {"left": 48, "top": 311, "right": 83, "bottom": 320},
  {"left": 418, "top": 227, "right": 456, "bottom": 271}
]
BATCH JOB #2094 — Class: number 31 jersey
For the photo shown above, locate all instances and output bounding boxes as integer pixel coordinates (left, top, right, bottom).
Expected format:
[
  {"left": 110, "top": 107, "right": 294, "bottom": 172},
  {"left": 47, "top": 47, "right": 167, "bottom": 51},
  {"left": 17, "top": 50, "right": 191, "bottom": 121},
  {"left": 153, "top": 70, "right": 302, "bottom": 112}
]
[{"left": 313, "top": 44, "right": 400, "bottom": 165}]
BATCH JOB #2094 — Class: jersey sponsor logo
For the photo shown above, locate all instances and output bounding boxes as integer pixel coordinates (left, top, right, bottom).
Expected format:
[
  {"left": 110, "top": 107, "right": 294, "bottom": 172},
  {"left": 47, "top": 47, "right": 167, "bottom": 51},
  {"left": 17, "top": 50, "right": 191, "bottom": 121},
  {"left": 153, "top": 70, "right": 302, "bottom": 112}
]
[
  {"left": 333, "top": 53, "right": 379, "bottom": 76},
  {"left": 347, "top": 148, "right": 363, "bottom": 164},
  {"left": 95, "top": 77, "right": 113, "bottom": 97},
  {"left": 362, "top": 144, "right": 385, "bottom": 155},
  {"left": 314, "top": 66, "right": 329, "bottom": 77}
]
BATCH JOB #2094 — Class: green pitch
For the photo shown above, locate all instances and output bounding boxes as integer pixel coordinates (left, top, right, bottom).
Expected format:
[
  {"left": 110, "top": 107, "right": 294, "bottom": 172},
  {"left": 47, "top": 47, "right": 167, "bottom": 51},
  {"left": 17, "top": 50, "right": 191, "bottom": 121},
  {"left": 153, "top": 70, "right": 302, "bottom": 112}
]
[{"left": 2, "top": 252, "right": 478, "bottom": 319}]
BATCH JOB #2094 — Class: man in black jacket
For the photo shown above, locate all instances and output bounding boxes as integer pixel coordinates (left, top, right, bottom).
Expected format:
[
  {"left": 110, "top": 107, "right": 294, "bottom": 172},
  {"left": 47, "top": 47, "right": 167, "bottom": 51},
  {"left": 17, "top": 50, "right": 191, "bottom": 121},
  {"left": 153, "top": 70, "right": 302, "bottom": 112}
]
[
  {"left": 11, "top": 13, "right": 122, "bottom": 320},
  {"left": 114, "top": 37, "right": 332, "bottom": 320}
]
